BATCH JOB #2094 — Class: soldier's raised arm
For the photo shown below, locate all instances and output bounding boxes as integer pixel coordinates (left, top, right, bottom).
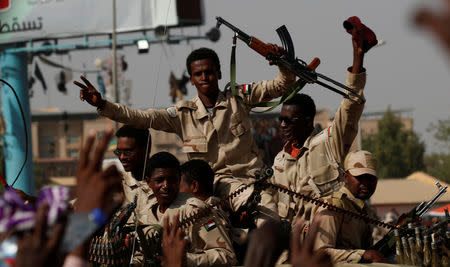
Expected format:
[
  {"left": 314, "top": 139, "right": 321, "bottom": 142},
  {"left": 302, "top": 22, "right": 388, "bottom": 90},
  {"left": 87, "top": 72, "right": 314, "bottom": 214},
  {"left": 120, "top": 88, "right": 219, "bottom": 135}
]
[
  {"left": 328, "top": 17, "right": 377, "bottom": 163},
  {"left": 73, "top": 76, "right": 182, "bottom": 135},
  {"left": 74, "top": 76, "right": 106, "bottom": 109}
]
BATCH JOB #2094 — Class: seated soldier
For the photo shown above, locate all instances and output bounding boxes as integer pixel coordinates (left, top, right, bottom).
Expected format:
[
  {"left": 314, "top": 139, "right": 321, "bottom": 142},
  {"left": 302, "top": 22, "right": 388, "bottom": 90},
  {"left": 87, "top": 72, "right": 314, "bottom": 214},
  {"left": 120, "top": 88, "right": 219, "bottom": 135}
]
[
  {"left": 179, "top": 159, "right": 248, "bottom": 262},
  {"left": 308, "top": 150, "right": 386, "bottom": 263},
  {"left": 138, "top": 152, "right": 237, "bottom": 267}
]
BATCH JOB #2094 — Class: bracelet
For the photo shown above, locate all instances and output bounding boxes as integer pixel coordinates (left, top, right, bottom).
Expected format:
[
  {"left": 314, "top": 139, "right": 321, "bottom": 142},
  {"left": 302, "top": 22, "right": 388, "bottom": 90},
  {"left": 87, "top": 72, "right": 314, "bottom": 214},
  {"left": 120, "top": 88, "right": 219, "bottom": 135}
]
[{"left": 89, "top": 208, "right": 108, "bottom": 226}]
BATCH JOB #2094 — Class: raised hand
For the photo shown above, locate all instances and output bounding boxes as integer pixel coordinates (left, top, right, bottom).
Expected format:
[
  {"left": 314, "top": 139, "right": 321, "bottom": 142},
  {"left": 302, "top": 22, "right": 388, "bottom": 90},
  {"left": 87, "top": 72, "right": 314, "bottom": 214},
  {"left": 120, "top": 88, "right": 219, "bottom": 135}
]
[
  {"left": 414, "top": 0, "right": 450, "bottom": 56},
  {"left": 162, "top": 212, "right": 187, "bottom": 267},
  {"left": 73, "top": 76, "right": 105, "bottom": 108},
  {"left": 75, "top": 127, "right": 122, "bottom": 215},
  {"left": 15, "top": 203, "right": 67, "bottom": 267}
]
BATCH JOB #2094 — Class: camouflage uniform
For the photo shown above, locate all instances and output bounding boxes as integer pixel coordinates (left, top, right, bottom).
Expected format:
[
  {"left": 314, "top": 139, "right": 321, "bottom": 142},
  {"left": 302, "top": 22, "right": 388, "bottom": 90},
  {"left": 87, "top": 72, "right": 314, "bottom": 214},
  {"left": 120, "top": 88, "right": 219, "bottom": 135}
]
[
  {"left": 139, "top": 192, "right": 237, "bottom": 267},
  {"left": 310, "top": 186, "right": 372, "bottom": 263},
  {"left": 271, "top": 70, "right": 366, "bottom": 227},
  {"left": 121, "top": 172, "right": 156, "bottom": 220},
  {"left": 98, "top": 67, "right": 296, "bottom": 223}
]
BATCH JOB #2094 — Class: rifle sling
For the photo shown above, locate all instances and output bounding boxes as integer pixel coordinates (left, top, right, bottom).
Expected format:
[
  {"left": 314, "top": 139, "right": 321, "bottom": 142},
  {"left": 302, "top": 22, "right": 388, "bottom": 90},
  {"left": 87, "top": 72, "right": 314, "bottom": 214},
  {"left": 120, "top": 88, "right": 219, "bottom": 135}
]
[{"left": 229, "top": 42, "right": 308, "bottom": 113}]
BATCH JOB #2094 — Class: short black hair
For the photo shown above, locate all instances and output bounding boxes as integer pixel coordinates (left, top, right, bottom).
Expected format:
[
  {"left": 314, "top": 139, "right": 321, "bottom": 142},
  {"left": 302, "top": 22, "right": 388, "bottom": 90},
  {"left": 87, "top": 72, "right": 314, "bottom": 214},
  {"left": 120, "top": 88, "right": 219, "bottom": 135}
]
[
  {"left": 116, "top": 125, "right": 151, "bottom": 148},
  {"left": 186, "top": 47, "right": 221, "bottom": 76},
  {"left": 283, "top": 93, "right": 316, "bottom": 119},
  {"left": 146, "top": 152, "right": 180, "bottom": 178},
  {"left": 180, "top": 159, "right": 214, "bottom": 196}
]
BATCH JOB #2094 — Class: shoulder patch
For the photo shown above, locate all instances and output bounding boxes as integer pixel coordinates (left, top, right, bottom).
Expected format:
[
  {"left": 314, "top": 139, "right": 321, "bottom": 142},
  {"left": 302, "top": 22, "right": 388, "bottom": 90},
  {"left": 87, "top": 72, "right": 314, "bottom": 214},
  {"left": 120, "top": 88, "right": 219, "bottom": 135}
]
[
  {"left": 166, "top": 107, "right": 178, "bottom": 118},
  {"left": 239, "top": 83, "right": 251, "bottom": 95},
  {"left": 327, "top": 126, "right": 333, "bottom": 137},
  {"left": 203, "top": 220, "right": 217, "bottom": 231}
]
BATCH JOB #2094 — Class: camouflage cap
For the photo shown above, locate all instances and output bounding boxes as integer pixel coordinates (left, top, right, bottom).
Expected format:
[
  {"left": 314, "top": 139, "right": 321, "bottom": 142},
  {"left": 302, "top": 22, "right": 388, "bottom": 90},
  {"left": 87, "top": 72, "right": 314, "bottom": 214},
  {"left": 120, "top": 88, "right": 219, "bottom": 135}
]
[{"left": 344, "top": 150, "right": 377, "bottom": 177}]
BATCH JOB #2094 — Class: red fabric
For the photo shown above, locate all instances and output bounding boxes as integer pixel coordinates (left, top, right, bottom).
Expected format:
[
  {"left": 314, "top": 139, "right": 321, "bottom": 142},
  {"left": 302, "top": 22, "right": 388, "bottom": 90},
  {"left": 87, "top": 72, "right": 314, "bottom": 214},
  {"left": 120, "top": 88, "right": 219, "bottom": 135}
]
[
  {"left": 429, "top": 203, "right": 450, "bottom": 213},
  {"left": 343, "top": 16, "right": 378, "bottom": 53},
  {"left": 0, "top": 0, "right": 10, "bottom": 10}
]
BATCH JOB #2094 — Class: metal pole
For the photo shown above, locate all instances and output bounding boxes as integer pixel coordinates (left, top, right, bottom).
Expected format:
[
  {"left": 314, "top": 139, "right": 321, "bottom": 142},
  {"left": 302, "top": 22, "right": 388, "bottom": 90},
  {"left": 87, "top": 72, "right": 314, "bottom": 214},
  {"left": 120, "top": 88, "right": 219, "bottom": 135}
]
[
  {"left": 112, "top": 0, "right": 119, "bottom": 130},
  {"left": 0, "top": 45, "right": 35, "bottom": 195}
]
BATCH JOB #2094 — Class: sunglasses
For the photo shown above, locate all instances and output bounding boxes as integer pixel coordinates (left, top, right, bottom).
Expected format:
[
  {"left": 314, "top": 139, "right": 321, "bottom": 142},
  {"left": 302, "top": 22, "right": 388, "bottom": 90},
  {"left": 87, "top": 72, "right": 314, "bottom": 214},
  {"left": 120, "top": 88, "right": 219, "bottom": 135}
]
[
  {"left": 278, "top": 116, "right": 303, "bottom": 125},
  {"left": 113, "top": 149, "right": 135, "bottom": 157}
]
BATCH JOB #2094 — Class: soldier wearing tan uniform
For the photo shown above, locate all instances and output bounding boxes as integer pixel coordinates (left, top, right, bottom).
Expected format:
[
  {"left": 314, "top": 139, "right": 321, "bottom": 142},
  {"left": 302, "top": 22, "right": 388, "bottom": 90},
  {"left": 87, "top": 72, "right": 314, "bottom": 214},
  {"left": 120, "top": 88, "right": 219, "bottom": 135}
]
[
  {"left": 138, "top": 152, "right": 237, "bottom": 266},
  {"left": 271, "top": 20, "right": 377, "bottom": 231},
  {"left": 74, "top": 47, "right": 296, "bottom": 225},
  {"left": 113, "top": 126, "right": 155, "bottom": 214},
  {"left": 309, "top": 150, "right": 386, "bottom": 264}
]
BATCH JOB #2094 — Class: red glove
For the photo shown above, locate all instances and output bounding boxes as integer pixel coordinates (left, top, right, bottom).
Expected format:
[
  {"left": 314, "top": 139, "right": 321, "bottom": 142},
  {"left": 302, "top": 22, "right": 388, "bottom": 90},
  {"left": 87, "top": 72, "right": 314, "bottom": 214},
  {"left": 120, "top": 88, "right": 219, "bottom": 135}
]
[{"left": 343, "top": 16, "right": 378, "bottom": 53}]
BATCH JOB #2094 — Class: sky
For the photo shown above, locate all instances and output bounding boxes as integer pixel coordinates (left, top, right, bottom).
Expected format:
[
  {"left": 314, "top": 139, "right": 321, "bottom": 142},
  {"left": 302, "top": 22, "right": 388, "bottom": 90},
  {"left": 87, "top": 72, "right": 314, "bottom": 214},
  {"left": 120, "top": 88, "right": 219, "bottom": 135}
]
[{"left": 26, "top": 0, "right": 450, "bottom": 154}]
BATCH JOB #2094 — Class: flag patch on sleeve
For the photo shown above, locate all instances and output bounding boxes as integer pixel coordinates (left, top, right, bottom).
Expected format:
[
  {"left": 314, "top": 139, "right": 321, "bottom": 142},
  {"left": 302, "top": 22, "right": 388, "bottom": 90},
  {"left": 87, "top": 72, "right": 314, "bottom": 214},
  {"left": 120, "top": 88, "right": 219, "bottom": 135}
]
[
  {"left": 241, "top": 84, "right": 251, "bottom": 95},
  {"left": 203, "top": 220, "right": 217, "bottom": 231}
]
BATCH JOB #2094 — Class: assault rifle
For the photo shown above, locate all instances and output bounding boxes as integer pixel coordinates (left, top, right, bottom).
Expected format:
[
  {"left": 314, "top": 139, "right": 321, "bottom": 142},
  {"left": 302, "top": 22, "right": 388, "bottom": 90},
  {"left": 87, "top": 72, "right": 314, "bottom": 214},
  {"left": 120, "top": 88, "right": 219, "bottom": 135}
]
[
  {"left": 372, "top": 182, "right": 448, "bottom": 257},
  {"left": 109, "top": 195, "right": 137, "bottom": 236},
  {"left": 215, "top": 16, "right": 365, "bottom": 104}
]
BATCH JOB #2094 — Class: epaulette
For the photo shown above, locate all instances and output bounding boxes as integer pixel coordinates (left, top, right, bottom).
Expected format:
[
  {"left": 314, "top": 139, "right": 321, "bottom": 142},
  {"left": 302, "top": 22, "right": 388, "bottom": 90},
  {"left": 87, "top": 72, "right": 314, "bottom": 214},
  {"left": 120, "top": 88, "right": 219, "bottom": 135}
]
[
  {"left": 309, "top": 126, "right": 332, "bottom": 147},
  {"left": 186, "top": 197, "right": 207, "bottom": 209},
  {"left": 175, "top": 100, "right": 197, "bottom": 110}
]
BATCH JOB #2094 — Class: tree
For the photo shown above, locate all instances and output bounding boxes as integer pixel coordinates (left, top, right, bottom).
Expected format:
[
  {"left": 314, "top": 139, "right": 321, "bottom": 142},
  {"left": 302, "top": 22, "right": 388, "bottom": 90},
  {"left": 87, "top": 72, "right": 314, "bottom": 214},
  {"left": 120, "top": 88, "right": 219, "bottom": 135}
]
[
  {"left": 362, "top": 107, "right": 425, "bottom": 178},
  {"left": 427, "top": 118, "right": 450, "bottom": 152},
  {"left": 424, "top": 117, "right": 450, "bottom": 182}
]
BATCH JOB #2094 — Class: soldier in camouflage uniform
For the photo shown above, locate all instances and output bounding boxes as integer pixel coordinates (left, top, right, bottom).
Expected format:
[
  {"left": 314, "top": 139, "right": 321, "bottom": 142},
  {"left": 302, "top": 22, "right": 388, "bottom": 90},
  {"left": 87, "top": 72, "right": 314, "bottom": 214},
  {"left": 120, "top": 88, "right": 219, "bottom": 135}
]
[
  {"left": 271, "top": 21, "right": 376, "bottom": 232},
  {"left": 138, "top": 152, "right": 237, "bottom": 267},
  {"left": 75, "top": 46, "right": 296, "bottom": 226},
  {"left": 309, "top": 150, "right": 386, "bottom": 264}
]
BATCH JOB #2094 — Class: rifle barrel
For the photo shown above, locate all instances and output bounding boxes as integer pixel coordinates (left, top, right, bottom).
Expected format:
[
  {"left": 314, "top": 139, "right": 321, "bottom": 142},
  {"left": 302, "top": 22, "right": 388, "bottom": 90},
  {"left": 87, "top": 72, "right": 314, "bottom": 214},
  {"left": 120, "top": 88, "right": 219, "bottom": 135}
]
[{"left": 216, "top": 17, "right": 252, "bottom": 44}]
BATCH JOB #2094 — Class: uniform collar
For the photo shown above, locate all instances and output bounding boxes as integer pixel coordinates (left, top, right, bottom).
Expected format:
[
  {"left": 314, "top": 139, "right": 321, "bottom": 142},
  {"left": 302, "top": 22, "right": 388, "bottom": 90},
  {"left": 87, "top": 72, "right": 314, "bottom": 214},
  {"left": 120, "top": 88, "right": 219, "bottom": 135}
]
[
  {"left": 283, "top": 140, "right": 310, "bottom": 159},
  {"left": 340, "top": 187, "right": 366, "bottom": 210},
  {"left": 122, "top": 172, "right": 138, "bottom": 187},
  {"left": 194, "top": 91, "right": 228, "bottom": 120},
  {"left": 150, "top": 192, "right": 193, "bottom": 216}
]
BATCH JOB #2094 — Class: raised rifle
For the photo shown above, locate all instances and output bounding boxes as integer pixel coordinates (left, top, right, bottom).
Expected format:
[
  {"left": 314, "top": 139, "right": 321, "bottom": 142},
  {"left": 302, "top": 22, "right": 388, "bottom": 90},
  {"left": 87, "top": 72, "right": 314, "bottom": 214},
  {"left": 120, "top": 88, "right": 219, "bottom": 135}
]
[
  {"left": 215, "top": 16, "right": 365, "bottom": 104},
  {"left": 372, "top": 182, "right": 448, "bottom": 257}
]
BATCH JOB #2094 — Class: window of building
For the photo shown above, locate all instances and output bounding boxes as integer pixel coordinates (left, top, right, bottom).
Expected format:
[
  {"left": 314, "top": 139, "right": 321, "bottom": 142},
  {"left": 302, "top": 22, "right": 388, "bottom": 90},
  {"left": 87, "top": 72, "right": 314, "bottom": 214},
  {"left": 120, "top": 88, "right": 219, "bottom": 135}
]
[
  {"left": 67, "top": 134, "right": 79, "bottom": 144},
  {"left": 67, "top": 149, "right": 79, "bottom": 158},
  {"left": 40, "top": 136, "right": 55, "bottom": 158}
]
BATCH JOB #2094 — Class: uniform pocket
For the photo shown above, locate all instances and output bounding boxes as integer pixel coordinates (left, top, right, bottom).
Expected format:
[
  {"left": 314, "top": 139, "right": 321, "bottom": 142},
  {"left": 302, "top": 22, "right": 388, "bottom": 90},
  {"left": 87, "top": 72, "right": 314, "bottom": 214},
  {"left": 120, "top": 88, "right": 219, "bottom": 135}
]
[
  {"left": 230, "top": 113, "right": 247, "bottom": 137},
  {"left": 182, "top": 136, "right": 208, "bottom": 153},
  {"left": 310, "top": 163, "right": 343, "bottom": 196}
]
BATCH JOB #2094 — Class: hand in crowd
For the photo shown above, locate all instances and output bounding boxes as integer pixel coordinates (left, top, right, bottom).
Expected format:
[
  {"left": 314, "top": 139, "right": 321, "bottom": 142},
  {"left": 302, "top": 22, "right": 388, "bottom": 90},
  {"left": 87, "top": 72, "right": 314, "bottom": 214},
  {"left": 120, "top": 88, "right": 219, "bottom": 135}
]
[
  {"left": 74, "top": 76, "right": 106, "bottom": 108},
  {"left": 244, "top": 220, "right": 289, "bottom": 267},
  {"left": 290, "top": 219, "right": 333, "bottom": 267},
  {"left": 75, "top": 127, "right": 123, "bottom": 215},
  {"left": 15, "top": 203, "right": 67, "bottom": 267},
  {"left": 162, "top": 212, "right": 187, "bottom": 267},
  {"left": 414, "top": 0, "right": 450, "bottom": 56},
  {"left": 12, "top": 187, "right": 37, "bottom": 204}
]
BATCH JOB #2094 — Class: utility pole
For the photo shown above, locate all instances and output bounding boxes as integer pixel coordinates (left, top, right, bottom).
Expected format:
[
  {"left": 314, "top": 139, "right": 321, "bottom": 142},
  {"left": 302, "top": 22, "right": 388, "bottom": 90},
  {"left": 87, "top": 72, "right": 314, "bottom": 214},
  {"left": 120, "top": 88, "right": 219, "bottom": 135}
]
[{"left": 112, "top": 0, "right": 119, "bottom": 130}]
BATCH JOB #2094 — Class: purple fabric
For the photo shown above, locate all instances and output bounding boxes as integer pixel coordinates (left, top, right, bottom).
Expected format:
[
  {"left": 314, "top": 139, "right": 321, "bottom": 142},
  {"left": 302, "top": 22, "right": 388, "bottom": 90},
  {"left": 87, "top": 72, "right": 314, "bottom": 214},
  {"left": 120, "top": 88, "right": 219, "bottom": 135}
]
[{"left": 0, "top": 186, "right": 71, "bottom": 232}]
